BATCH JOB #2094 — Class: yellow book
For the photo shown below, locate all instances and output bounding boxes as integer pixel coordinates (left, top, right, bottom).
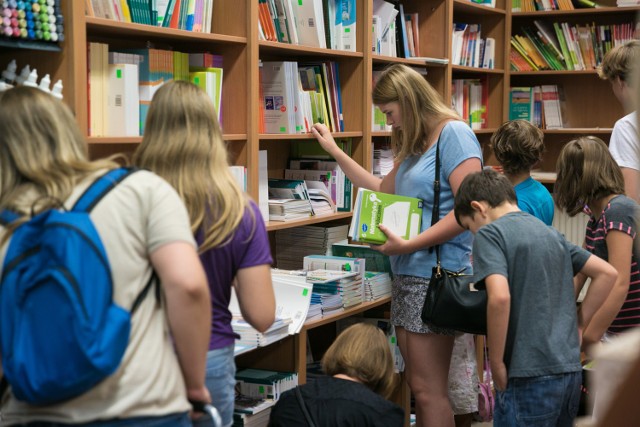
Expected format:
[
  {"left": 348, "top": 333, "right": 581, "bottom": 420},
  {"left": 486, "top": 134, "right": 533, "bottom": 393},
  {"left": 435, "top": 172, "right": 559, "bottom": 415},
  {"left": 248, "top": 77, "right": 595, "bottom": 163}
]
[
  {"left": 120, "top": 0, "right": 132, "bottom": 23},
  {"left": 515, "top": 35, "right": 548, "bottom": 69},
  {"left": 511, "top": 39, "right": 539, "bottom": 71}
]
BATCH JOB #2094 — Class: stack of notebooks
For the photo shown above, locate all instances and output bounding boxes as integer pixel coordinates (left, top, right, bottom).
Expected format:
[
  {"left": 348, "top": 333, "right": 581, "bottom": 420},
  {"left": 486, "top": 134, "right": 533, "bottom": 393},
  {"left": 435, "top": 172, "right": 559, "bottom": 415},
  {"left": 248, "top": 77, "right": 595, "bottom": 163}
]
[
  {"left": 268, "top": 178, "right": 314, "bottom": 222},
  {"left": 306, "top": 269, "right": 363, "bottom": 310},
  {"left": 363, "top": 271, "right": 393, "bottom": 301},
  {"left": 232, "top": 317, "right": 292, "bottom": 348},
  {"left": 275, "top": 224, "right": 349, "bottom": 270},
  {"left": 372, "top": 146, "right": 394, "bottom": 178}
]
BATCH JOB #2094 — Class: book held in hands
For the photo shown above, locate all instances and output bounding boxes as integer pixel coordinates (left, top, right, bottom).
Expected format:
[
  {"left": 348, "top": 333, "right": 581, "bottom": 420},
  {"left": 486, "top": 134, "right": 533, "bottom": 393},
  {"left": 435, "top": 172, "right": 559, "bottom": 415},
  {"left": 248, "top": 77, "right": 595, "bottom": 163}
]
[{"left": 349, "top": 188, "right": 422, "bottom": 245}]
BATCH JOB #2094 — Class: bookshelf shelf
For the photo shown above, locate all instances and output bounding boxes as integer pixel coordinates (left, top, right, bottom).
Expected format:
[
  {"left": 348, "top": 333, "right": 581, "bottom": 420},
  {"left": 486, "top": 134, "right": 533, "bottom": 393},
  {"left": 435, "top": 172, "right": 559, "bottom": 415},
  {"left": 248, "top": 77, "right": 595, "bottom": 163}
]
[
  {"left": 259, "top": 132, "right": 362, "bottom": 140},
  {"left": 512, "top": 6, "right": 640, "bottom": 17},
  {"left": 85, "top": 17, "right": 247, "bottom": 45},
  {"left": 265, "top": 212, "right": 353, "bottom": 232},
  {"left": 87, "top": 134, "right": 248, "bottom": 144},
  {"left": 0, "top": 39, "right": 62, "bottom": 52},
  {"left": 258, "top": 40, "right": 364, "bottom": 58},
  {"left": 473, "top": 128, "right": 499, "bottom": 134},
  {"left": 542, "top": 128, "right": 614, "bottom": 134},
  {"left": 372, "top": 131, "right": 392, "bottom": 137},
  {"left": 453, "top": 0, "right": 507, "bottom": 15},
  {"left": 302, "top": 297, "right": 391, "bottom": 331},
  {"left": 452, "top": 65, "right": 505, "bottom": 74},
  {"left": 510, "top": 70, "right": 599, "bottom": 75},
  {"left": 372, "top": 54, "right": 449, "bottom": 67}
]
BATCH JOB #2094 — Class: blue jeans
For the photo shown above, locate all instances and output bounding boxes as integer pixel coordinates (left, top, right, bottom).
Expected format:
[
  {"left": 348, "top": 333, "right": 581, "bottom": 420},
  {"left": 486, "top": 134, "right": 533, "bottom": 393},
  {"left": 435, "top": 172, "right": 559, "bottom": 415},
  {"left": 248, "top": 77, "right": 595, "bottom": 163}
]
[
  {"left": 494, "top": 371, "right": 582, "bottom": 427},
  {"left": 24, "top": 412, "right": 191, "bottom": 426},
  {"left": 193, "top": 345, "right": 236, "bottom": 427}
]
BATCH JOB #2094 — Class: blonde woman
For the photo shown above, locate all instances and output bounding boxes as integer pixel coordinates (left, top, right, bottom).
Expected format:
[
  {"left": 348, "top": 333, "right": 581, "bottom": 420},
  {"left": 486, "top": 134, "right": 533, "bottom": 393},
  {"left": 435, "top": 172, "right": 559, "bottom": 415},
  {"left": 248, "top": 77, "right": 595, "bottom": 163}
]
[
  {"left": 0, "top": 87, "right": 211, "bottom": 425},
  {"left": 268, "top": 323, "right": 404, "bottom": 426},
  {"left": 134, "top": 80, "right": 276, "bottom": 427},
  {"left": 311, "top": 64, "right": 482, "bottom": 427}
]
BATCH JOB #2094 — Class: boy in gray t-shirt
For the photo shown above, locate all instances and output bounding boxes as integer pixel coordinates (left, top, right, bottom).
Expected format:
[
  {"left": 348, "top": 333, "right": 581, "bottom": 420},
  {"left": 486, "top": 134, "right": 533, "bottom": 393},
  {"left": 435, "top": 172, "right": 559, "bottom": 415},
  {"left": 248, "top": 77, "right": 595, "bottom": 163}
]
[{"left": 453, "top": 169, "right": 617, "bottom": 427}]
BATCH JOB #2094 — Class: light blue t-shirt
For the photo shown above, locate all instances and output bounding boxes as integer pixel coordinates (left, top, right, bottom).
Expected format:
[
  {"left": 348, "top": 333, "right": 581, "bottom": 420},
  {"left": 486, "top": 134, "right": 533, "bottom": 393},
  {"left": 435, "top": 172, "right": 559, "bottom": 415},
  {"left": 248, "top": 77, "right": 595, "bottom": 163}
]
[
  {"left": 393, "top": 121, "right": 482, "bottom": 278},
  {"left": 514, "top": 177, "right": 554, "bottom": 226}
]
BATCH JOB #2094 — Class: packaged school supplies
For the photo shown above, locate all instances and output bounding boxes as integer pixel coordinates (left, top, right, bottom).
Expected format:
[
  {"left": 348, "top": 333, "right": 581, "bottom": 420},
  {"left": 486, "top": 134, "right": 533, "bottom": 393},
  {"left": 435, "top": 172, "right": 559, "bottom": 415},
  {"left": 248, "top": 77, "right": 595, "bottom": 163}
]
[
  {"left": 349, "top": 188, "right": 422, "bottom": 244},
  {"left": 0, "top": 168, "right": 156, "bottom": 405}
]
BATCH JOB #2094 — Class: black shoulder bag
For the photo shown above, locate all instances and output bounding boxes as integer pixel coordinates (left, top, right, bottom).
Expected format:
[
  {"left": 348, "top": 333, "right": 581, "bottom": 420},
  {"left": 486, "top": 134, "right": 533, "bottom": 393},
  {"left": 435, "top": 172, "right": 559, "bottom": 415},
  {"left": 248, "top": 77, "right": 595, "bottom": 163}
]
[
  {"left": 295, "top": 386, "right": 317, "bottom": 427},
  {"left": 420, "top": 136, "right": 488, "bottom": 335}
]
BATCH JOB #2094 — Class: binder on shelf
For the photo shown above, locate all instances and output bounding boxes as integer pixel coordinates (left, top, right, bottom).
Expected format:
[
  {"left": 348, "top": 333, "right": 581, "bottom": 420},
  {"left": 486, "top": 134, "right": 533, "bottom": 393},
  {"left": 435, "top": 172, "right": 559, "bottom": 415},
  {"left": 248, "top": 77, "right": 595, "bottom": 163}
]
[{"left": 107, "top": 63, "right": 140, "bottom": 137}]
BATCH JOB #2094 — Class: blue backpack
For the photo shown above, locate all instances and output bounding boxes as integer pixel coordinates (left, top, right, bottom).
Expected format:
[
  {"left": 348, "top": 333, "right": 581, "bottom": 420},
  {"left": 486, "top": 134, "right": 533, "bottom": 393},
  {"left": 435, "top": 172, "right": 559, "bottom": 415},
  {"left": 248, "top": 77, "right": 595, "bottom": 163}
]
[{"left": 0, "top": 168, "right": 156, "bottom": 405}]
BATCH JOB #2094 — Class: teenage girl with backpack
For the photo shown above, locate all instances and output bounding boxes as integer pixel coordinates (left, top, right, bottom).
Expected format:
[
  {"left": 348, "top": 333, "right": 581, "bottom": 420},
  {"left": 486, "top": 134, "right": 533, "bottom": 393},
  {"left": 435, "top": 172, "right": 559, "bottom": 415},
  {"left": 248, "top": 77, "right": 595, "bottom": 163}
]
[{"left": 0, "top": 87, "right": 211, "bottom": 425}]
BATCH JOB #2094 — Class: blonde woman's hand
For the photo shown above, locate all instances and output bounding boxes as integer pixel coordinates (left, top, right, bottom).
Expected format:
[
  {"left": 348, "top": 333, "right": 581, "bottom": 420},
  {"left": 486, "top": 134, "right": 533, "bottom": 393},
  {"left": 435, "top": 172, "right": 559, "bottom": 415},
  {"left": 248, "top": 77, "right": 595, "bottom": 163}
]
[
  {"left": 311, "top": 123, "right": 340, "bottom": 157},
  {"left": 372, "top": 224, "right": 413, "bottom": 256}
]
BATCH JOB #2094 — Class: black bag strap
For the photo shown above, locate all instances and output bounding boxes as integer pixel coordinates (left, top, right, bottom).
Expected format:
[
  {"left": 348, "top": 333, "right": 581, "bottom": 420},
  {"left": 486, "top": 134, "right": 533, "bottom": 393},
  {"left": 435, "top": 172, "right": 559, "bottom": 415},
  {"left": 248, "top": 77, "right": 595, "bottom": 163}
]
[
  {"left": 430, "top": 134, "right": 442, "bottom": 265},
  {"left": 295, "top": 386, "right": 317, "bottom": 427}
]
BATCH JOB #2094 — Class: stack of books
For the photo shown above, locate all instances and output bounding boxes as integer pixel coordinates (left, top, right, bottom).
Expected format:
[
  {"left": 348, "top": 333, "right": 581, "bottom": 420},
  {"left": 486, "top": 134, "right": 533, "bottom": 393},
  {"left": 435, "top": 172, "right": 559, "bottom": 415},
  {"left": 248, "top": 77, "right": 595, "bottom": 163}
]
[
  {"left": 267, "top": 178, "right": 313, "bottom": 221},
  {"left": 232, "top": 317, "right": 292, "bottom": 348},
  {"left": 275, "top": 224, "right": 349, "bottom": 270},
  {"left": 364, "top": 272, "right": 393, "bottom": 301},
  {"left": 306, "top": 269, "right": 363, "bottom": 310},
  {"left": 235, "top": 368, "right": 298, "bottom": 401},
  {"left": 372, "top": 146, "right": 394, "bottom": 178}
]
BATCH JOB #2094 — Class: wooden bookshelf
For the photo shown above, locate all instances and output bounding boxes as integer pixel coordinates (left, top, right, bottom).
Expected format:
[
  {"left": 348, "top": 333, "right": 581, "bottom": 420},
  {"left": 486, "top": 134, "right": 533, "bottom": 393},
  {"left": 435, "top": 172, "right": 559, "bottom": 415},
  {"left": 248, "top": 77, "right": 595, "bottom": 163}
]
[{"left": 3, "top": 2, "right": 635, "bottom": 424}]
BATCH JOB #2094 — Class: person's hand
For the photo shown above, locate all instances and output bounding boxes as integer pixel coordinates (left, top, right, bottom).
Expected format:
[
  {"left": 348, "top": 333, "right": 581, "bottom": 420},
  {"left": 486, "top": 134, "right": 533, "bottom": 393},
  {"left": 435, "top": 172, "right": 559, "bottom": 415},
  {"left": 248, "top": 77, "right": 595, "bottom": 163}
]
[
  {"left": 372, "top": 224, "right": 413, "bottom": 255},
  {"left": 491, "top": 361, "right": 508, "bottom": 391},
  {"left": 311, "top": 123, "right": 339, "bottom": 157},
  {"left": 187, "top": 385, "right": 212, "bottom": 420},
  {"left": 581, "top": 328, "right": 602, "bottom": 356}
]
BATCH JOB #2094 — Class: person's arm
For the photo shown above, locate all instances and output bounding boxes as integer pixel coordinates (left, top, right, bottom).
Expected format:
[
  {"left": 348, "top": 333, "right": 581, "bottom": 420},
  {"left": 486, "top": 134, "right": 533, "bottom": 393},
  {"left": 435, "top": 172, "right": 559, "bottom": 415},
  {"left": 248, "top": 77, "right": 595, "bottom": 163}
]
[
  {"left": 150, "top": 241, "right": 212, "bottom": 404},
  {"left": 582, "top": 230, "right": 631, "bottom": 348},
  {"left": 311, "top": 123, "right": 390, "bottom": 191},
  {"left": 621, "top": 167, "right": 640, "bottom": 203},
  {"left": 235, "top": 264, "right": 275, "bottom": 333},
  {"left": 375, "top": 156, "right": 482, "bottom": 255},
  {"left": 576, "top": 254, "right": 617, "bottom": 349},
  {"left": 485, "top": 273, "right": 510, "bottom": 391}
]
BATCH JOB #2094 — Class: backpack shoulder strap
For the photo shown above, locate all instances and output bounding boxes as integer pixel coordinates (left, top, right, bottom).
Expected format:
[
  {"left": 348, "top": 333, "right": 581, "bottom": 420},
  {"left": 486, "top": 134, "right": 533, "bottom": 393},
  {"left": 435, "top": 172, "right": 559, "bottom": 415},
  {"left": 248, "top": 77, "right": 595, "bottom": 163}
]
[
  {"left": 0, "top": 209, "right": 20, "bottom": 226},
  {"left": 72, "top": 167, "right": 139, "bottom": 213}
]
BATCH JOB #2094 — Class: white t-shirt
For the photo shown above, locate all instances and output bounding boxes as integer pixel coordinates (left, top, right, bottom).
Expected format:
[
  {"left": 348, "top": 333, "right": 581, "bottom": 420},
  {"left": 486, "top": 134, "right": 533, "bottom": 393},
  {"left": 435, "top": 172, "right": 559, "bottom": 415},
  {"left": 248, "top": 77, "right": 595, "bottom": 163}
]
[
  {"left": 609, "top": 111, "right": 639, "bottom": 171},
  {"left": 0, "top": 170, "right": 195, "bottom": 424}
]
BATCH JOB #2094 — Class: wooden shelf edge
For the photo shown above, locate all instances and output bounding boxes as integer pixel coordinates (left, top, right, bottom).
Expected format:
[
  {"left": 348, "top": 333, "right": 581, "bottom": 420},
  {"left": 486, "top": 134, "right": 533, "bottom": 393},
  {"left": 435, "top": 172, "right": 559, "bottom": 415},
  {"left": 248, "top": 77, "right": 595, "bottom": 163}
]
[
  {"left": 87, "top": 134, "right": 247, "bottom": 144},
  {"left": 453, "top": 0, "right": 507, "bottom": 14},
  {"left": 372, "top": 55, "right": 449, "bottom": 67},
  {"left": 302, "top": 297, "right": 391, "bottom": 331},
  {"left": 259, "top": 132, "right": 362, "bottom": 140},
  {"left": 452, "top": 65, "right": 505, "bottom": 74},
  {"left": 259, "top": 40, "right": 364, "bottom": 58},
  {"left": 512, "top": 6, "right": 640, "bottom": 16},
  {"left": 85, "top": 17, "right": 247, "bottom": 44},
  {"left": 266, "top": 212, "right": 353, "bottom": 231},
  {"left": 542, "top": 128, "right": 613, "bottom": 134},
  {"left": 510, "top": 70, "right": 599, "bottom": 75}
]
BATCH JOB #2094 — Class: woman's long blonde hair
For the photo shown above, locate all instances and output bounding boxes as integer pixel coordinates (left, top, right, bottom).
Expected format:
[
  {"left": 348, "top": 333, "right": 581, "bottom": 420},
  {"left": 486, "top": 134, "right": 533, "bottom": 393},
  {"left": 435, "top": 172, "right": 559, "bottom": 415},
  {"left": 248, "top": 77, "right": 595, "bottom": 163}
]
[
  {"left": 321, "top": 322, "right": 397, "bottom": 399},
  {"left": 372, "top": 64, "right": 460, "bottom": 163},
  {"left": 0, "top": 87, "right": 118, "bottom": 218},
  {"left": 133, "top": 80, "right": 249, "bottom": 252}
]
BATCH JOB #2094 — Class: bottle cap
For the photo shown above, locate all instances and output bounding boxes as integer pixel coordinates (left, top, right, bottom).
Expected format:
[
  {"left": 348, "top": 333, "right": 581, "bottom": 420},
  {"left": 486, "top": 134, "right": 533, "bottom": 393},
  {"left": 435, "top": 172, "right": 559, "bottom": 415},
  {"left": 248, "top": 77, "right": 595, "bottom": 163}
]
[
  {"left": 51, "top": 79, "right": 63, "bottom": 99},
  {"left": 38, "top": 73, "right": 50, "bottom": 92},
  {"left": 14, "top": 64, "right": 30, "bottom": 85},
  {"left": 22, "top": 68, "right": 37, "bottom": 87},
  {"left": 2, "top": 59, "right": 17, "bottom": 83}
]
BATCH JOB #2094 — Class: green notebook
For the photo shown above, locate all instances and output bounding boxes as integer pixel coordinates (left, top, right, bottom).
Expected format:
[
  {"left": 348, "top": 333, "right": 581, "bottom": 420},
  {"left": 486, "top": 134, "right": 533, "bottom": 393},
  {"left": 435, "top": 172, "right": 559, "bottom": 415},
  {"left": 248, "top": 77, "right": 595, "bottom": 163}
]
[{"left": 349, "top": 189, "right": 423, "bottom": 245}]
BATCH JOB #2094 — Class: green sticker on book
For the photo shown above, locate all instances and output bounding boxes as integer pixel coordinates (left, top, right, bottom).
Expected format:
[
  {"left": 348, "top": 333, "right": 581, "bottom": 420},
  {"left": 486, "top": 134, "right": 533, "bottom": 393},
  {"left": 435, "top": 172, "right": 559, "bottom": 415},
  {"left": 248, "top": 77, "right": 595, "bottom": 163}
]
[
  {"left": 302, "top": 289, "right": 308, "bottom": 296},
  {"left": 259, "top": 386, "right": 265, "bottom": 393},
  {"left": 116, "top": 69, "right": 122, "bottom": 78}
]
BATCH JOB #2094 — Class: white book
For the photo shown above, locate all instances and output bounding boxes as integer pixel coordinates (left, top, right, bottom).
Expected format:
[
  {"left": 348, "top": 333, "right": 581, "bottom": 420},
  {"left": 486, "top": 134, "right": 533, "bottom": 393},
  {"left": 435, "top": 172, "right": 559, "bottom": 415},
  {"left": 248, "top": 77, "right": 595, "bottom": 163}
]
[
  {"left": 541, "top": 85, "right": 563, "bottom": 129},
  {"left": 339, "top": 0, "right": 356, "bottom": 52},
  {"left": 292, "top": 0, "right": 326, "bottom": 48},
  {"left": 107, "top": 63, "right": 140, "bottom": 136},
  {"left": 482, "top": 38, "right": 495, "bottom": 69},
  {"left": 258, "top": 150, "right": 269, "bottom": 222},
  {"left": 283, "top": 0, "right": 300, "bottom": 44},
  {"left": 261, "top": 61, "right": 296, "bottom": 133}
]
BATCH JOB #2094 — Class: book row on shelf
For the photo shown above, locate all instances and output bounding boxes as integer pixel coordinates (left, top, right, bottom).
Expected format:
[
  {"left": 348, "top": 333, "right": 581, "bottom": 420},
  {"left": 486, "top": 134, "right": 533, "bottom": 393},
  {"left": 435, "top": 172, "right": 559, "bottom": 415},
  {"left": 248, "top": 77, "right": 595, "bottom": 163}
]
[
  {"left": 509, "top": 85, "right": 566, "bottom": 129},
  {"left": 511, "top": 20, "right": 638, "bottom": 72},
  {"left": 452, "top": 23, "right": 496, "bottom": 69},
  {"left": 87, "top": 42, "right": 222, "bottom": 137},
  {"left": 86, "top": 0, "right": 215, "bottom": 32},
  {"left": 513, "top": 0, "right": 640, "bottom": 11},
  {"left": 257, "top": 0, "right": 356, "bottom": 51}
]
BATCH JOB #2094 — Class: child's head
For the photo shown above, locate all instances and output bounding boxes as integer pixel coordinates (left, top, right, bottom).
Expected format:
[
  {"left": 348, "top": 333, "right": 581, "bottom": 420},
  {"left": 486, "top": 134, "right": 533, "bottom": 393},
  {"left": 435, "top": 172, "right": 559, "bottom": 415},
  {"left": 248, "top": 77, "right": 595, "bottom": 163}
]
[
  {"left": 372, "top": 64, "right": 458, "bottom": 162},
  {"left": 454, "top": 169, "right": 518, "bottom": 232},
  {"left": 0, "top": 87, "right": 116, "bottom": 212},
  {"left": 555, "top": 136, "right": 625, "bottom": 216},
  {"left": 598, "top": 40, "right": 640, "bottom": 107},
  {"left": 321, "top": 323, "right": 396, "bottom": 399},
  {"left": 490, "top": 120, "right": 545, "bottom": 176},
  {"left": 134, "top": 80, "right": 247, "bottom": 250}
]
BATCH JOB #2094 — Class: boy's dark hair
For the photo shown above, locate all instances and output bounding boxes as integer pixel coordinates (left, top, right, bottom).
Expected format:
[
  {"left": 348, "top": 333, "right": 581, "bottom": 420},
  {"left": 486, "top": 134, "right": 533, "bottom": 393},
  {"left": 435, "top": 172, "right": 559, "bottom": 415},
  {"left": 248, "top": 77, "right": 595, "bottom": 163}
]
[
  {"left": 490, "top": 120, "right": 544, "bottom": 175},
  {"left": 454, "top": 169, "right": 518, "bottom": 226}
]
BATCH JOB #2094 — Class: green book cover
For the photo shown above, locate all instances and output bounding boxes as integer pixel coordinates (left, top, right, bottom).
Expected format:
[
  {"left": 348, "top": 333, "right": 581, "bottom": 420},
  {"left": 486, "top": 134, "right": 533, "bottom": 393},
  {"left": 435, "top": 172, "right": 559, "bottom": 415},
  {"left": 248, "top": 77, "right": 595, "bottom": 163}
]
[
  {"left": 331, "top": 243, "right": 393, "bottom": 275},
  {"left": 350, "top": 189, "right": 422, "bottom": 245},
  {"left": 509, "top": 87, "right": 533, "bottom": 121}
]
